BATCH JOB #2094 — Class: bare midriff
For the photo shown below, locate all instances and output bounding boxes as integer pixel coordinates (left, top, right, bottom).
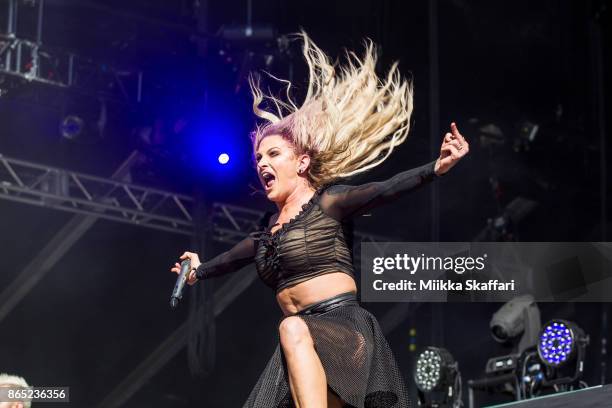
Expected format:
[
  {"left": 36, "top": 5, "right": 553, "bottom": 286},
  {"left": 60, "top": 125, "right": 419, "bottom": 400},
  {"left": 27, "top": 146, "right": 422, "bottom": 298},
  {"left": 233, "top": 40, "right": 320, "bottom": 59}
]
[{"left": 276, "top": 271, "right": 357, "bottom": 316}]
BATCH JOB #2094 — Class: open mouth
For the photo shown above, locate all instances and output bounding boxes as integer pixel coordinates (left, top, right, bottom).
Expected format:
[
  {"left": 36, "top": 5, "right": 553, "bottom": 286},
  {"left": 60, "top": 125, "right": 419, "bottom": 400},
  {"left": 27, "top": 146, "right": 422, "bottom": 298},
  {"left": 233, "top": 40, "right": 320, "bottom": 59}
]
[{"left": 261, "top": 171, "right": 276, "bottom": 190}]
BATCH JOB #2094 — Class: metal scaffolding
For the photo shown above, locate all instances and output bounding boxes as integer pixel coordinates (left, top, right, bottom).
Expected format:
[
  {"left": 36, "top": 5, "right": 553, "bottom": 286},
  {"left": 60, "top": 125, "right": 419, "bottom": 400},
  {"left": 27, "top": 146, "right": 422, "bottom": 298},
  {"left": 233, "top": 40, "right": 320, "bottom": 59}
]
[
  {"left": 0, "top": 0, "right": 143, "bottom": 103},
  {"left": 0, "top": 153, "right": 195, "bottom": 236}
]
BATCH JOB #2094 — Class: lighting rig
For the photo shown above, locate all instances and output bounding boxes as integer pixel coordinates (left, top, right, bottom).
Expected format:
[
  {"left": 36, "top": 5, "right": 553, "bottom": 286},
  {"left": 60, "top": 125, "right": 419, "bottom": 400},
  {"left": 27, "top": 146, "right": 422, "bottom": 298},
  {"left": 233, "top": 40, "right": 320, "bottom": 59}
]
[
  {"left": 467, "top": 296, "right": 542, "bottom": 406},
  {"left": 468, "top": 297, "right": 592, "bottom": 407},
  {"left": 415, "top": 347, "right": 462, "bottom": 408}
]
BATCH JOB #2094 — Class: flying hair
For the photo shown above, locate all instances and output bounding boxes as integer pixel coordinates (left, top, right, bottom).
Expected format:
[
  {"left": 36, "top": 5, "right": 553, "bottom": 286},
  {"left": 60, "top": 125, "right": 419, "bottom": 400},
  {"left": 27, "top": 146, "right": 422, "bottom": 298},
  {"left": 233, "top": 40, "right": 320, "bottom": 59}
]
[{"left": 249, "top": 31, "right": 414, "bottom": 188}]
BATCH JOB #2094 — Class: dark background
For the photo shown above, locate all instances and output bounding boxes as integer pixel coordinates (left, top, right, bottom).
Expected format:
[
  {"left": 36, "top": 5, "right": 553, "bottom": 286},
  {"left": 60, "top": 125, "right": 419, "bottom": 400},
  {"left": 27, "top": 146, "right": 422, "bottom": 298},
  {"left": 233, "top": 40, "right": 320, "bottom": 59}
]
[{"left": 0, "top": 0, "right": 610, "bottom": 406}]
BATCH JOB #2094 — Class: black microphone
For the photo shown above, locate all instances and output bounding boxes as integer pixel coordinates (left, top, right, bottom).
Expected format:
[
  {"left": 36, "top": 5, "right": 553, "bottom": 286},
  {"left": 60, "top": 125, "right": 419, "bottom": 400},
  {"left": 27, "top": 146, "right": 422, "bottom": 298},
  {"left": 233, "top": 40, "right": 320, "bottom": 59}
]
[{"left": 170, "top": 259, "right": 191, "bottom": 309}]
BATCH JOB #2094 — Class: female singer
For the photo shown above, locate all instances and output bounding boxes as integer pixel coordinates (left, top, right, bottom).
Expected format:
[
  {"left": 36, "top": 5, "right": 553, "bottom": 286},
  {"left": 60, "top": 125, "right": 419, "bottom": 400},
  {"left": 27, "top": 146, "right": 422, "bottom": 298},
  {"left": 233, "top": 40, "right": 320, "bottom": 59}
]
[{"left": 171, "top": 33, "right": 468, "bottom": 408}]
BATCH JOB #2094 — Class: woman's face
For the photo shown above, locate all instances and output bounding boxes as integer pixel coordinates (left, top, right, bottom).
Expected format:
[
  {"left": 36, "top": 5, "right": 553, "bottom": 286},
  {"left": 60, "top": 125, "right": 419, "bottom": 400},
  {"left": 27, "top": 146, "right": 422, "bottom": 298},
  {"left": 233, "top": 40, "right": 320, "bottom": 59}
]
[{"left": 255, "top": 134, "right": 306, "bottom": 203}]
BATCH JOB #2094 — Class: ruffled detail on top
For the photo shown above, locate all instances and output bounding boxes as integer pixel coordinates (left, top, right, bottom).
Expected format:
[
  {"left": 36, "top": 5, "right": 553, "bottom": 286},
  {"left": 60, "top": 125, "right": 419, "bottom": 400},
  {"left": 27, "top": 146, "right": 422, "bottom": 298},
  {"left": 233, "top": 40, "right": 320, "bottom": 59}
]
[
  {"left": 250, "top": 183, "right": 332, "bottom": 240},
  {"left": 249, "top": 183, "right": 334, "bottom": 276}
]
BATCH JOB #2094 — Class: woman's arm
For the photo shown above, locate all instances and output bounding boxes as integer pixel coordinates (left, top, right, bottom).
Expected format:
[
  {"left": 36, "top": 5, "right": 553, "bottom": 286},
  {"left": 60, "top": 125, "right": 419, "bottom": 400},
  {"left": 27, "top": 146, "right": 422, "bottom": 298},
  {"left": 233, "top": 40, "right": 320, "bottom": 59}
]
[
  {"left": 319, "top": 122, "right": 469, "bottom": 220},
  {"left": 194, "top": 236, "right": 256, "bottom": 279},
  {"left": 320, "top": 160, "right": 439, "bottom": 220}
]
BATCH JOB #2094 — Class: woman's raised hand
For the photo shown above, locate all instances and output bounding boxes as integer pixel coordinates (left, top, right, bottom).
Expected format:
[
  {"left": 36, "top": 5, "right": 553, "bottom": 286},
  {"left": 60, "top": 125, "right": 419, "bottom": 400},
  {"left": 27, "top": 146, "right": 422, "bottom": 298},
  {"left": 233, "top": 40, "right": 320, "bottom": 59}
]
[
  {"left": 170, "top": 251, "right": 202, "bottom": 286},
  {"left": 435, "top": 122, "right": 469, "bottom": 175}
]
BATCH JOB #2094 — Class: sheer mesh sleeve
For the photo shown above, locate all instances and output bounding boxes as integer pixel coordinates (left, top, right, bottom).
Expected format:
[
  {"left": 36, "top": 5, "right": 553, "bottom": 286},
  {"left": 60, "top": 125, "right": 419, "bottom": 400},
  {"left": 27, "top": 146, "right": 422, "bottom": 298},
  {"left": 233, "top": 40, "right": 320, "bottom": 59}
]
[
  {"left": 194, "top": 236, "right": 256, "bottom": 280},
  {"left": 319, "top": 160, "right": 439, "bottom": 220}
]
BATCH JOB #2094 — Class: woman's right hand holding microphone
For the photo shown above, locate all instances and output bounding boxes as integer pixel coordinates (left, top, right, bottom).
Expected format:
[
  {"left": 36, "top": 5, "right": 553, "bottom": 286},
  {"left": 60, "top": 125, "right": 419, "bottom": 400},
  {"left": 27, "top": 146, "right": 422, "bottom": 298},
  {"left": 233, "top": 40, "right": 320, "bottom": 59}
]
[{"left": 170, "top": 251, "right": 202, "bottom": 286}]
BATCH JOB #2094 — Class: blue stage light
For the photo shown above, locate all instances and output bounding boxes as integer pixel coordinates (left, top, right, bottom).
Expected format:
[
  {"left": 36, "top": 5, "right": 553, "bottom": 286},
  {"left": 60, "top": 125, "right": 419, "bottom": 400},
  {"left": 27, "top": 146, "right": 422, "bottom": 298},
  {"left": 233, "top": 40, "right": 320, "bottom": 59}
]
[
  {"left": 189, "top": 107, "right": 246, "bottom": 179},
  {"left": 537, "top": 320, "right": 578, "bottom": 367},
  {"left": 218, "top": 153, "right": 230, "bottom": 164},
  {"left": 60, "top": 115, "right": 84, "bottom": 140}
]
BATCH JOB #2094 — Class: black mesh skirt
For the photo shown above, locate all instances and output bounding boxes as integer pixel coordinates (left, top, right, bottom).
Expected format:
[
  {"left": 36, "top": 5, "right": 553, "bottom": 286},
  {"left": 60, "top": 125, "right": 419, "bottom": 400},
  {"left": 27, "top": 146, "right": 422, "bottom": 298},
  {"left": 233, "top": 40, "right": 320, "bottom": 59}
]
[{"left": 243, "top": 292, "right": 411, "bottom": 408}]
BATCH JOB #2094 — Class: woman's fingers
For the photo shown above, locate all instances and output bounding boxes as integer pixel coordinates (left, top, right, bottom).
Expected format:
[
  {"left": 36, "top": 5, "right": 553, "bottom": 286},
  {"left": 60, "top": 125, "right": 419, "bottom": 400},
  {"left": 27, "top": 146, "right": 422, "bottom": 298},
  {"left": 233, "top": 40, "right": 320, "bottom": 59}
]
[
  {"left": 444, "top": 140, "right": 463, "bottom": 150},
  {"left": 177, "top": 251, "right": 201, "bottom": 277},
  {"left": 171, "top": 254, "right": 198, "bottom": 287},
  {"left": 450, "top": 122, "right": 468, "bottom": 145},
  {"left": 437, "top": 123, "right": 469, "bottom": 175},
  {"left": 187, "top": 270, "right": 197, "bottom": 286},
  {"left": 179, "top": 251, "right": 200, "bottom": 262},
  {"left": 180, "top": 251, "right": 198, "bottom": 260},
  {"left": 451, "top": 122, "right": 460, "bottom": 137},
  {"left": 443, "top": 123, "right": 469, "bottom": 151},
  {"left": 170, "top": 261, "right": 184, "bottom": 274},
  {"left": 443, "top": 142, "right": 468, "bottom": 159},
  {"left": 445, "top": 126, "right": 467, "bottom": 145},
  {"left": 441, "top": 145, "right": 460, "bottom": 160}
]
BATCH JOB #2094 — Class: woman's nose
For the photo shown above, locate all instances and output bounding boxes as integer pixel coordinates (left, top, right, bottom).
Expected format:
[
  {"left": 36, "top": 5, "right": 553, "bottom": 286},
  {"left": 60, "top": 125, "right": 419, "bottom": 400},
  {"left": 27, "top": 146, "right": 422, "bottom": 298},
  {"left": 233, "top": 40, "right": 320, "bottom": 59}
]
[{"left": 257, "top": 160, "right": 269, "bottom": 171}]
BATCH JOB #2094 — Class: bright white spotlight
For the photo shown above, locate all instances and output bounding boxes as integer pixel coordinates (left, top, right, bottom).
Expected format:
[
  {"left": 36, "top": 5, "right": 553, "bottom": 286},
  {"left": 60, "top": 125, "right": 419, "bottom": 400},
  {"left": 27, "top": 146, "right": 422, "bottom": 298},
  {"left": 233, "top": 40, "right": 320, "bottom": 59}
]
[
  {"left": 218, "top": 153, "right": 230, "bottom": 164},
  {"left": 415, "top": 348, "right": 443, "bottom": 392},
  {"left": 414, "top": 346, "right": 462, "bottom": 407}
]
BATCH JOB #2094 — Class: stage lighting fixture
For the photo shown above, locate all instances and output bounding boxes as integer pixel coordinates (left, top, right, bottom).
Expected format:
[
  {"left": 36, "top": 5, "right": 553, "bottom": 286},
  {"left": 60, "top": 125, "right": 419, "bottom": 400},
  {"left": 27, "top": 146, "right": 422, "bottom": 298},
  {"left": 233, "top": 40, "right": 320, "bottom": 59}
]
[
  {"left": 415, "top": 348, "right": 443, "bottom": 392},
  {"left": 537, "top": 320, "right": 586, "bottom": 368},
  {"left": 490, "top": 295, "right": 540, "bottom": 354},
  {"left": 218, "top": 153, "right": 230, "bottom": 164},
  {"left": 485, "top": 296, "right": 541, "bottom": 376},
  {"left": 415, "top": 347, "right": 462, "bottom": 407},
  {"left": 59, "top": 99, "right": 106, "bottom": 143},
  {"left": 60, "top": 115, "right": 84, "bottom": 140},
  {"left": 533, "top": 319, "right": 591, "bottom": 390}
]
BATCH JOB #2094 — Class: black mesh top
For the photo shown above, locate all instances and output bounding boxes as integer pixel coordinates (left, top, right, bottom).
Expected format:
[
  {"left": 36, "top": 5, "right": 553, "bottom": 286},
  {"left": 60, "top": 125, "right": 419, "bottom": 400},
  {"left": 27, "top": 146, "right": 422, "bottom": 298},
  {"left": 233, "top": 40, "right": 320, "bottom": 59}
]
[{"left": 195, "top": 160, "right": 439, "bottom": 292}]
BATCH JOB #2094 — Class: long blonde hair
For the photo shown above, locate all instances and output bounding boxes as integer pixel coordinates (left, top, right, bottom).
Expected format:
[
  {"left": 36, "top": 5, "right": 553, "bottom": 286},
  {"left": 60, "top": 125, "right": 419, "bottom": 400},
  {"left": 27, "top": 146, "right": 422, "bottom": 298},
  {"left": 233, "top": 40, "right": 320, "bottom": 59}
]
[{"left": 250, "top": 32, "right": 414, "bottom": 189}]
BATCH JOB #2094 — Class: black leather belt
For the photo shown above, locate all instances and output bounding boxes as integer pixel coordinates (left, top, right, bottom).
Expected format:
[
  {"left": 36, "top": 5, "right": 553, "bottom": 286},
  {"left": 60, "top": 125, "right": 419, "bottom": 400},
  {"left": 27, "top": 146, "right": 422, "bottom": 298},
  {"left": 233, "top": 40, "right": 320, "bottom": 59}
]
[{"left": 297, "top": 292, "right": 358, "bottom": 316}]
